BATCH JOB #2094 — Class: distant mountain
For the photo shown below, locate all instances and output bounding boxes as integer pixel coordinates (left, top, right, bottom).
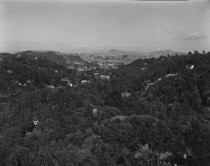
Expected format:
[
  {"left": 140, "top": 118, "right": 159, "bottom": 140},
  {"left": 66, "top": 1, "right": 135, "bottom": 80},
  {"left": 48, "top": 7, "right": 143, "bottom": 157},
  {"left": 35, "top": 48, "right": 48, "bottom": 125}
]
[
  {"left": 104, "top": 49, "right": 185, "bottom": 58},
  {"left": 17, "top": 50, "right": 88, "bottom": 66},
  {"left": 78, "top": 49, "right": 186, "bottom": 64},
  {"left": 146, "top": 50, "right": 186, "bottom": 58},
  {"left": 79, "top": 49, "right": 144, "bottom": 63},
  {"left": 15, "top": 50, "right": 186, "bottom": 67}
]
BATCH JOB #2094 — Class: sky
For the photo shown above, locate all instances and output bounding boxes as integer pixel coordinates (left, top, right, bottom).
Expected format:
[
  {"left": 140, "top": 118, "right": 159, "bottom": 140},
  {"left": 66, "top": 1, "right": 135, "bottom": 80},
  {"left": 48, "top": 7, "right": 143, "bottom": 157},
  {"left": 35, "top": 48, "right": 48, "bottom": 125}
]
[{"left": 0, "top": 0, "right": 209, "bottom": 53}]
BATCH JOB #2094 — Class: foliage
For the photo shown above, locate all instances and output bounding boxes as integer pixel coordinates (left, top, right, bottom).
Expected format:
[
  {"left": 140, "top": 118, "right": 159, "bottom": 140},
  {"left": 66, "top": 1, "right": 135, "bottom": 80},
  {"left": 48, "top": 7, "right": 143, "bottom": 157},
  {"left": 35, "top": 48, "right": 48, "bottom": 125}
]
[{"left": 0, "top": 51, "right": 210, "bottom": 165}]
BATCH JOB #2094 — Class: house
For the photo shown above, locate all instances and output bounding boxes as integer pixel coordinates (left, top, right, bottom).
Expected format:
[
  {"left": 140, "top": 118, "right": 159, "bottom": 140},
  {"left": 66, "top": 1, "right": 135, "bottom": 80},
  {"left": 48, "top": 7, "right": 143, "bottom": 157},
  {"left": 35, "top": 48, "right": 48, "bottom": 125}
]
[
  {"left": 62, "top": 78, "right": 73, "bottom": 87},
  {"left": 142, "top": 67, "right": 147, "bottom": 70},
  {"left": 186, "top": 64, "right": 194, "bottom": 70},
  {"left": 68, "top": 66, "right": 74, "bottom": 69},
  {"left": 183, "top": 147, "right": 193, "bottom": 158},
  {"left": 145, "top": 82, "right": 155, "bottom": 90},
  {"left": 165, "top": 73, "right": 178, "bottom": 78},
  {"left": 68, "top": 83, "right": 73, "bottom": 87},
  {"left": 81, "top": 80, "right": 90, "bottom": 84},
  {"left": 94, "top": 72, "right": 99, "bottom": 78},
  {"left": 7, "top": 70, "right": 13, "bottom": 74},
  {"left": 134, "top": 143, "right": 150, "bottom": 159},
  {"left": 159, "top": 151, "right": 172, "bottom": 160},
  {"left": 33, "top": 120, "right": 39, "bottom": 125},
  {"left": 77, "top": 68, "right": 85, "bottom": 72},
  {"left": 92, "top": 108, "right": 98, "bottom": 117},
  {"left": 110, "top": 115, "right": 127, "bottom": 121},
  {"left": 157, "top": 78, "right": 162, "bottom": 82},
  {"left": 27, "top": 80, "right": 32, "bottom": 84},
  {"left": 22, "top": 117, "right": 40, "bottom": 138},
  {"left": 15, "top": 81, "right": 22, "bottom": 86},
  {"left": 121, "top": 92, "right": 131, "bottom": 98},
  {"left": 48, "top": 85, "right": 55, "bottom": 89},
  {"left": 100, "top": 75, "right": 110, "bottom": 80}
]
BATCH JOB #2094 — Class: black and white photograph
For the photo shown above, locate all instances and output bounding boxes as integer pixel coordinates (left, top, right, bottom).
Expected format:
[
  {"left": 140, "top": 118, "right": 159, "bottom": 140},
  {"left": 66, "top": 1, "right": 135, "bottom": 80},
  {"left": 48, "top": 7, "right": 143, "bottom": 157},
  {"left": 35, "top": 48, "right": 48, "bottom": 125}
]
[{"left": 0, "top": 0, "right": 210, "bottom": 165}]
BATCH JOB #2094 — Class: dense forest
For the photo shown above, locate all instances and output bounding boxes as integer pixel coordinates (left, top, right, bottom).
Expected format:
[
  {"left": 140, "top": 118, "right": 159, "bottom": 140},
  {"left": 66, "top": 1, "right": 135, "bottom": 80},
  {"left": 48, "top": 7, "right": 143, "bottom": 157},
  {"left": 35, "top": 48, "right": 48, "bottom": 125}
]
[{"left": 0, "top": 51, "right": 210, "bottom": 166}]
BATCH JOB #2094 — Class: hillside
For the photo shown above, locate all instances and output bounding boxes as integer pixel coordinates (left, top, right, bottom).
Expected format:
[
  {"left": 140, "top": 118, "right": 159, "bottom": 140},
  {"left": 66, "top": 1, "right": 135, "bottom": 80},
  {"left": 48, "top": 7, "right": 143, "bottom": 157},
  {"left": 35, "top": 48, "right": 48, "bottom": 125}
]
[
  {"left": 0, "top": 52, "right": 77, "bottom": 94},
  {"left": 17, "top": 50, "right": 89, "bottom": 66},
  {"left": 0, "top": 51, "right": 210, "bottom": 166}
]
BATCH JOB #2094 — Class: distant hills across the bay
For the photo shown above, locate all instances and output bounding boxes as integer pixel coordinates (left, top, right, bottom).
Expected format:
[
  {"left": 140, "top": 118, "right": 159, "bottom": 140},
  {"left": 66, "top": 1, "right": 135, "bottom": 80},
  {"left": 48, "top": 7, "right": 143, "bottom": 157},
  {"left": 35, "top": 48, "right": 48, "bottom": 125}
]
[
  {"left": 79, "top": 49, "right": 186, "bottom": 63},
  {"left": 12, "top": 49, "right": 186, "bottom": 65}
]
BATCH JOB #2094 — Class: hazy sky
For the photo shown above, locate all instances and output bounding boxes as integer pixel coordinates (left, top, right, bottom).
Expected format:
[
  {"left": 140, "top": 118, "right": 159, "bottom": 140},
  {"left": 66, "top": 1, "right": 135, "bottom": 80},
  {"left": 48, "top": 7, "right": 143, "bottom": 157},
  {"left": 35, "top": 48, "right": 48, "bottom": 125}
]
[{"left": 0, "top": 0, "right": 209, "bottom": 52}]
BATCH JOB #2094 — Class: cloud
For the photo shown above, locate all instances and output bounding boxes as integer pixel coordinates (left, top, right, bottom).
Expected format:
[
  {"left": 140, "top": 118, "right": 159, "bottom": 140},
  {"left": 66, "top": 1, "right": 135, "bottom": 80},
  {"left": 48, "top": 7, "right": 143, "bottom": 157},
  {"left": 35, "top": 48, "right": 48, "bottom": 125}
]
[{"left": 178, "top": 32, "right": 206, "bottom": 40}]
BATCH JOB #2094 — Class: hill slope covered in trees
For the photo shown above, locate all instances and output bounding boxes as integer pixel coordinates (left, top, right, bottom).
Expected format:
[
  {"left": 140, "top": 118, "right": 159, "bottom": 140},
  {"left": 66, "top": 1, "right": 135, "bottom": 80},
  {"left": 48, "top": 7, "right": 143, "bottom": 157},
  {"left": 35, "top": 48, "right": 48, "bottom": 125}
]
[{"left": 0, "top": 51, "right": 210, "bottom": 166}]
